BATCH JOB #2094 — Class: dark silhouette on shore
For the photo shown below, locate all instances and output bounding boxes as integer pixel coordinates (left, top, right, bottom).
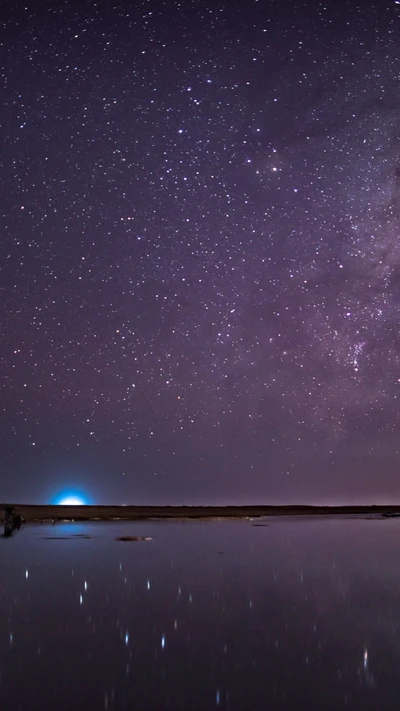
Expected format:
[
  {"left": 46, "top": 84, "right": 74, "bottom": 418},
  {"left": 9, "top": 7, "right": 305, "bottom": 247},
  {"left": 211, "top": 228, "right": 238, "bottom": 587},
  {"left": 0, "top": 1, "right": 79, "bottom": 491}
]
[{"left": 3, "top": 505, "right": 24, "bottom": 537}]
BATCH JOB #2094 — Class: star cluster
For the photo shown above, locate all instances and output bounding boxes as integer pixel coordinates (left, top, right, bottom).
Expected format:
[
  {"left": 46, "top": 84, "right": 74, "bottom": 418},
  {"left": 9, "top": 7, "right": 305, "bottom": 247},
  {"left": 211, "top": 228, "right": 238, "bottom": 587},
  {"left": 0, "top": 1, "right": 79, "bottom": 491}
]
[{"left": 2, "top": 0, "right": 400, "bottom": 502}]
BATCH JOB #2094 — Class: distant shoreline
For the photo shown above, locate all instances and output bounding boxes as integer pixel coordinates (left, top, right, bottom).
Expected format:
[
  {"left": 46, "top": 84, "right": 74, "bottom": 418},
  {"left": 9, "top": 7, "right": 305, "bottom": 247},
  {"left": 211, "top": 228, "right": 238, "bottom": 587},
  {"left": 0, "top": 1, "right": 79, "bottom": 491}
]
[{"left": 2, "top": 503, "right": 400, "bottom": 523}]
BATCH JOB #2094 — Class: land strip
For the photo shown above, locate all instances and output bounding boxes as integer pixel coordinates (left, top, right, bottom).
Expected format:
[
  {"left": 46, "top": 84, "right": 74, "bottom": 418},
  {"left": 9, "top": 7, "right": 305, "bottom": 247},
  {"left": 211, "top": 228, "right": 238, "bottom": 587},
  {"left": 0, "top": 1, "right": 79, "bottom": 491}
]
[{"left": 2, "top": 503, "right": 400, "bottom": 523}]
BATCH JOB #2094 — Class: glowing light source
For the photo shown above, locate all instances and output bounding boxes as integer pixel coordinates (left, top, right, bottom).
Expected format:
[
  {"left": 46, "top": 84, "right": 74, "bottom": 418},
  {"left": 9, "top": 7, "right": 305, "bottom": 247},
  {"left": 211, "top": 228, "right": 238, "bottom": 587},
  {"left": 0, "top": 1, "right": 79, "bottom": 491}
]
[{"left": 54, "top": 493, "right": 87, "bottom": 505}]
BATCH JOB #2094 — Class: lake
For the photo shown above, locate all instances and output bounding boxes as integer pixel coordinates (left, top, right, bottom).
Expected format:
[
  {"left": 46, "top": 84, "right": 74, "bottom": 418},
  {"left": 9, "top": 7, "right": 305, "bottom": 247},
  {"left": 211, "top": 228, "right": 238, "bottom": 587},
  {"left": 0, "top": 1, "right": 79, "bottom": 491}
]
[{"left": 2, "top": 516, "right": 400, "bottom": 710}]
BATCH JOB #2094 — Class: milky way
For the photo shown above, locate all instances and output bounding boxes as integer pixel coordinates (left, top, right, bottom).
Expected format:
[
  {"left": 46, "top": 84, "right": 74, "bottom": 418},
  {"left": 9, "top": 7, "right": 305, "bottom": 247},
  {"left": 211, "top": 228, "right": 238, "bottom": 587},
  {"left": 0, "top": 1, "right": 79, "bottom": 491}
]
[{"left": 2, "top": 1, "right": 400, "bottom": 503}]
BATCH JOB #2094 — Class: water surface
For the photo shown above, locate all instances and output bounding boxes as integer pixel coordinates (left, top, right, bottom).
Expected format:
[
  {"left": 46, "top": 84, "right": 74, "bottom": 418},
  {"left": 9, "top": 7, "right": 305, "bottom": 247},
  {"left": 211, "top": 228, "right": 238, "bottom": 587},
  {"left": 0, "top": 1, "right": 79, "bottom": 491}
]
[{"left": 2, "top": 517, "right": 400, "bottom": 710}]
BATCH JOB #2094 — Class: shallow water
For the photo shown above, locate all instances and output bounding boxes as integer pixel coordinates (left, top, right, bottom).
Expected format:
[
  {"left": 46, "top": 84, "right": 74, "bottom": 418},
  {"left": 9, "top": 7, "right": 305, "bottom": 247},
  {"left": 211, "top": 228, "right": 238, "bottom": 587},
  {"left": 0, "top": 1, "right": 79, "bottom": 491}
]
[{"left": 2, "top": 517, "right": 400, "bottom": 710}]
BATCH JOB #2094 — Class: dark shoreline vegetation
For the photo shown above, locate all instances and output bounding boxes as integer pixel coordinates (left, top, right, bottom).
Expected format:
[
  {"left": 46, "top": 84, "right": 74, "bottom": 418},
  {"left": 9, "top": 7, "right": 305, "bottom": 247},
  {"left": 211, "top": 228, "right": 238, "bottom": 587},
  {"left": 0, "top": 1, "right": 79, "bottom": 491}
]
[{"left": 3, "top": 503, "right": 400, "bottom": 524}]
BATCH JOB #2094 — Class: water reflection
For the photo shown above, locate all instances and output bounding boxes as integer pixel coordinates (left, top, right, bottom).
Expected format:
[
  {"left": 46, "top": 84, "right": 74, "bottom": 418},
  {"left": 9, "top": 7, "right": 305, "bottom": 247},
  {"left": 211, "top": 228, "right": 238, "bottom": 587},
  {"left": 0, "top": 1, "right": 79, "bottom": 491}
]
[{"left": 2, "top": 517, "right": 400, "bottom": 710}]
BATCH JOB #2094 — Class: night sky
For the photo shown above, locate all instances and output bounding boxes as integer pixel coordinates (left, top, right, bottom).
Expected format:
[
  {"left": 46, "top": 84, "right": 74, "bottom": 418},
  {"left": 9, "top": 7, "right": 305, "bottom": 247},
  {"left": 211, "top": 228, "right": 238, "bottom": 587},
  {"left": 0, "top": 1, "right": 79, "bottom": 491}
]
[{"left": 2, "top": 0, "right": 400, "bottom": 505}]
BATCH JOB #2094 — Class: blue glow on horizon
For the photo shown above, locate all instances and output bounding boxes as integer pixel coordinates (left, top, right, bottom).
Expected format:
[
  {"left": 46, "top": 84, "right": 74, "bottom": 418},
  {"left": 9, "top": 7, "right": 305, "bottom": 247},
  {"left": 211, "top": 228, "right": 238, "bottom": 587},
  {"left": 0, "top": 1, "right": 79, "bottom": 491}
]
[{"left": 54, "top": 492, "right": 88, "bottom": 506}]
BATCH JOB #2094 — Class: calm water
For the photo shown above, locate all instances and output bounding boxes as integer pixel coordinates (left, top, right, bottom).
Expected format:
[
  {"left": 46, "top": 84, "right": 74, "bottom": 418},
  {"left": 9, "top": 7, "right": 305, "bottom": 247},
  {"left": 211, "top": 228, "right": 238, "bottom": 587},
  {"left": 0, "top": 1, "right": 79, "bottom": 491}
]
[{"left": 2, "top": 517, "right": 400, "bottom": 710}]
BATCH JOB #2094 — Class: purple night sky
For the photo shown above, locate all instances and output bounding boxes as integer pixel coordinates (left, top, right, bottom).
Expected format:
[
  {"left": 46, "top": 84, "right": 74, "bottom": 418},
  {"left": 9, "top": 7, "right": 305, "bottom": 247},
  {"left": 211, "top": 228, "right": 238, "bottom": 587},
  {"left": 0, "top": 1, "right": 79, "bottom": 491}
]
[{"left": 2, "top": 0, "right": 400, "bottom": 504}]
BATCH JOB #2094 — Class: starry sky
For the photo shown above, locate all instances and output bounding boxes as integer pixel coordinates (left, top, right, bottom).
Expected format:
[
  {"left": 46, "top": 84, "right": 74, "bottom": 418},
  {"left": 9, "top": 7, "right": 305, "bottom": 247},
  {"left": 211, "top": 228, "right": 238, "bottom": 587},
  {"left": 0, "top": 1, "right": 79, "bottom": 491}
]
[{"left": 2, "top": 0, "right": 400, "bottom": 505}]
